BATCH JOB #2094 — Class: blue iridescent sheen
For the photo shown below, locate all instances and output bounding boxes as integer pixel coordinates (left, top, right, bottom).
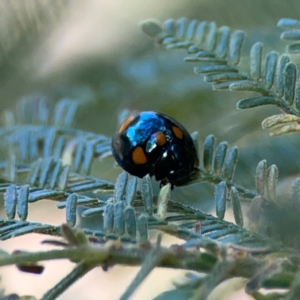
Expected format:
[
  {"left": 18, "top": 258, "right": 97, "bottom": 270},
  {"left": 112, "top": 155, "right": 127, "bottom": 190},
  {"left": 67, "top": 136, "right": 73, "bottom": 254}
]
[
  {"left": 126, "top": 112, "right": 165, "bottom": 147},
  {"left": 112, "top": 111, "right": 199, "bottom": 187}
]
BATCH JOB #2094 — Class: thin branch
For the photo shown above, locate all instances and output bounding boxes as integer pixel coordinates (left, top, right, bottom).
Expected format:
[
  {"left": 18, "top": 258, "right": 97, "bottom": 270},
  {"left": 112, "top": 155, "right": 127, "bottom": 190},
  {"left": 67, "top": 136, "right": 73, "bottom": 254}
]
[
  {"left": 0, "top": 242, "right": 262, "bottom": 277},
  {"left": 120, "top": 234, "right": 163, "bottom": 300},
  {"left": 42, "top": 262, "right": 97, "bottom": 300}
]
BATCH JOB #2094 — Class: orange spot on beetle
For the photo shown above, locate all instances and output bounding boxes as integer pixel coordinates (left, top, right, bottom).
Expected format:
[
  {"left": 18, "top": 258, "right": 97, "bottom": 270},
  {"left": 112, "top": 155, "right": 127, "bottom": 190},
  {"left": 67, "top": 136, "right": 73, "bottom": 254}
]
[
  {"left": 118, "top": 115, "right": 135, "bottom": 133},
  {"left": 172, "top": 126, "right": 183, "bottom": 139},
  {"left": 154, "top": 131, "right": 166, "bottom": 146},
  {"left": 132, "top": 146, "right": 147, "bottom": 164}
]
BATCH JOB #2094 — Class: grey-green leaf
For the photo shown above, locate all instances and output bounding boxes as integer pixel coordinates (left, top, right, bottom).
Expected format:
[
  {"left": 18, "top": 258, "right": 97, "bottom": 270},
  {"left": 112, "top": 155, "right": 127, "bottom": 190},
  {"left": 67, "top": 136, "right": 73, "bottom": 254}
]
[
  {"left": 114, "top": 172, "right": 128, "bottom": 202},
  {"left": 125, "top": 177, "right": 138, "bottom": 206},
  {"left": 140, "top": 19, "right": 163, "bottom": 37},
  {"left": 194, "top": 65, "right": 238, "bottom": 74},
  {"left": 137, "top": 214, "right": 148, "bottom": 242},
  {"left": 125, "top": 206, "right": 136, "bottom": 239},
  {"left": 256, "top": 160, "right": 267, "bottom": 196},
  {"left": 275, "top": 54, "right": 290, "bottom": 97},
  {"left": 295, "top": 79, "right": 300, "bottom": 111},
  {"left": 215, "top": 181, "right": 227, "bottom": 219},
  {"left": 213, "top": 142, "right": 228, "bottom": 176},
  {"left": 231, "top": 187, "right": 243, "bottom": 227},
  {"left": 17, "top": 185, "right": 29, "bottom": 221},
  {"left": 104, "top": 203, "right": 114, "bottom": 234},
  {"left": 205, "top": 72, "right": 246, "bottom": 83},
  {"left": 291, "top": 178, "right": 300, "bottom": 208},
  {"left": 265, "top": 51, "right": 278, "bottom": 89},
  {"left": 284, "top": 62, "right": 297, "bottom": 105},
  {"left": 266, "top": 165, "right": 278, "bottom": 202},
  {"left": 250, "top": 42, "right": 263, "bottom": 80},
  {"left": 287, "top": 43, "right": 300, "bottom": 53},
  {"left": 230, "top": 81, "right": 269, "bottom": 95},
  {"left": 66, "top": 193, "right": 78, "bottom": 226},
  {"left": 237, "top": 96, "right": 280, "bottom": 109},
  {"left": 280, "top": 30, "right": 300, "bottom": 40},
  {"left": 229, "top": 30, "right": 245, "bottom": 65},
  {"left": 176, "top": 17, "right": 188, "bottom": 40},
  {"left": 163, "top": 19, "right": 176, "bottom": 36},
  {"left": 194, "top": 21, "right": 207, "bottom": 45},
  {"left": 141, "top": 175, "right": 153, "bottom": 215},
  {"left": 206, "top": 22, "right": 217, "bottom": 51},
  {"left": 186, "top": 19, "right": 198, "bottom": 41},
  {"left": 223, "top": 146, "right": 238, "bottom": 181},
  {"left": 203, "top": 134, "right": 215, "bottom": 173},
  {"left": 113, "top": 202, "right": 125, "bottom": 236},
  {"left": 278, "top": 18, "right": 300, "bottom": 29},
  {"left": 217, "top": 26, "right": 230, "bottom": 58},
  {"left": 4, "top": 184, "right": 17, "bottom": 219}
]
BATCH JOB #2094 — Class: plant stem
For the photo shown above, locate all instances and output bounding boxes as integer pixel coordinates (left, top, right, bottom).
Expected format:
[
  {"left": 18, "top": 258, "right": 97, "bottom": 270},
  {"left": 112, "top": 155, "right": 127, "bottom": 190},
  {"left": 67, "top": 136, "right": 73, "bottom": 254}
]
[{"left": 42, "top": 262, "right": 96, "bottom": 300}]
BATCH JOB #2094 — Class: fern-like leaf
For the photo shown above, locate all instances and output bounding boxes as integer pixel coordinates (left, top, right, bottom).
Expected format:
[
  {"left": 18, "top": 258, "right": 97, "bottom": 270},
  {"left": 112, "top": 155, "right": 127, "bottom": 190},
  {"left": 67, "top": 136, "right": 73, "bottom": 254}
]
[{"left": 141, "top": 18, "right": 300, "bottom": 129}]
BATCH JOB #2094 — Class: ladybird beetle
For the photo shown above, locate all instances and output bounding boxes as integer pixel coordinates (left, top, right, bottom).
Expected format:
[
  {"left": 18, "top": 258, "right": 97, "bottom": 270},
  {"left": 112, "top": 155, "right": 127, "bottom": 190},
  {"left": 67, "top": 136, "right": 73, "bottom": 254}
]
[{"left": 111, "top": 111, "right": 199, "bottom": 187}]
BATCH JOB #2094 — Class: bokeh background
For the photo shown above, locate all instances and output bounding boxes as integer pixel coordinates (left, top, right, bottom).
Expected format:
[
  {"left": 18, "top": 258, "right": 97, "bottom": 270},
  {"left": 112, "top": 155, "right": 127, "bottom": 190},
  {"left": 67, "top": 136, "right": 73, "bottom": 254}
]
[{"left": 1, "top": 0, "right": 300, "bottom": 299}]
